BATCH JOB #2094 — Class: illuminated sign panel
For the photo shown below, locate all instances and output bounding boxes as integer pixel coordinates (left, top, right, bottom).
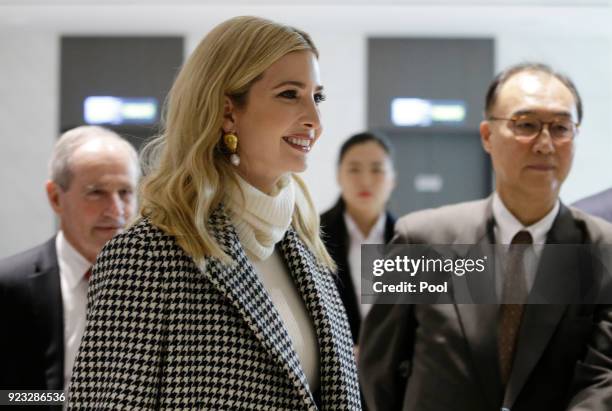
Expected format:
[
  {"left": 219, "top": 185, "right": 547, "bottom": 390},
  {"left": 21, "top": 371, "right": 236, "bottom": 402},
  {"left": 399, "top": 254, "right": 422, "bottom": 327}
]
[
  {"left": 391, "top": 98, "right": 466, "bottom": 127},
  {"left": 84, "top": 96, "right": 158, "bottom": 125}
]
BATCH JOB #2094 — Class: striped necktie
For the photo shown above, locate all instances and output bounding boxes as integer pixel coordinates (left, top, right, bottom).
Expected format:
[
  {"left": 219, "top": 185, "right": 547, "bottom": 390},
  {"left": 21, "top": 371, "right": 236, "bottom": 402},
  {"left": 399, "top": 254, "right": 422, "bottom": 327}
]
[
  {"left": 498, "top": 230, "right": 533, "bottom": 385},
  {"left": 84, "top": 267, "right": 92, "bottom": 281}
]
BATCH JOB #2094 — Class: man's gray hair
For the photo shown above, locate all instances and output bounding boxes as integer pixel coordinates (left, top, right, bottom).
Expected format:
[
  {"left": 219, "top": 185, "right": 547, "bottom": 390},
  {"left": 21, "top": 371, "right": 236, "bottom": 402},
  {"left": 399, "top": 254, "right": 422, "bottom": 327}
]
[{"left": 49, "top": 126, "right": 139, "bottom": 190}]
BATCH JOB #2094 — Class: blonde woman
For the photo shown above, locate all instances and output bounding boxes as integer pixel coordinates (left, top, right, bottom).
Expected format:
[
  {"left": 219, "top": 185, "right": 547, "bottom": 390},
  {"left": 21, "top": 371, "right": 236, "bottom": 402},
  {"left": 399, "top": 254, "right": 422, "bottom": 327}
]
[{"left": 67, "top": 16, "right": 360, "bottom": 410}]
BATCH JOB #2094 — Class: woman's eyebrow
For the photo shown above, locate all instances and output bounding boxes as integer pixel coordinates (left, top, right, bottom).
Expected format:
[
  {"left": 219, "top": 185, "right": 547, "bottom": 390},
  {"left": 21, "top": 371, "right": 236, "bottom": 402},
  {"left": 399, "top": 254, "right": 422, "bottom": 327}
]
[{"left": 272, "top": 80, "right": 324, "bottom": 92}]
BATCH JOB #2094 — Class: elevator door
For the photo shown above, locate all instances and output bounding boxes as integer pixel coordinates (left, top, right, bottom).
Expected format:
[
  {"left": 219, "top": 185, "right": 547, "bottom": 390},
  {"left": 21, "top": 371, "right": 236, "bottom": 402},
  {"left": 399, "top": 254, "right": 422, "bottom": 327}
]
[{"left": 387, "top": 131, "right": 490, "bottom": 216}]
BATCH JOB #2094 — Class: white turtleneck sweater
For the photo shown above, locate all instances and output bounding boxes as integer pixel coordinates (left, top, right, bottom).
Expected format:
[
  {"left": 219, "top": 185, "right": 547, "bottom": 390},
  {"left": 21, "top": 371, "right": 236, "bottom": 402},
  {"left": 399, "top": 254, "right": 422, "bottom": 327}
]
[{"left": 226, "top": 174, "right": 320, "bottom": 392}]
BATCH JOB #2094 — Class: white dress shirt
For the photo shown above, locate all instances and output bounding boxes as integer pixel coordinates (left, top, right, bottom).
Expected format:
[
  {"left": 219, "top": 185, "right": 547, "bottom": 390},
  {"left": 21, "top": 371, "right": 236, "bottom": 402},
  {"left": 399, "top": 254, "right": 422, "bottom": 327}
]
[
  {"left": 55, "top": 231, "right": 90, "bottom": 390},
  {"left": 344, "top": 212, "right": 387, "bottom": 319},
  {"left": 492, "top": 192, "right": 560, "bottom": 295}
]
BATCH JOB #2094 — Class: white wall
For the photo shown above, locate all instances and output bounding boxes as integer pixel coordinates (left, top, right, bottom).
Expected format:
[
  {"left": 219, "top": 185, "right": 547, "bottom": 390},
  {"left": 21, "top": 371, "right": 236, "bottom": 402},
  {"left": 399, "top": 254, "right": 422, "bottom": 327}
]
[
  {"left": 1, "top": 3, "right": 611, "bottom": 258},
  {"left": 0, "top": 29, "right": 58, "bottom": 257}
]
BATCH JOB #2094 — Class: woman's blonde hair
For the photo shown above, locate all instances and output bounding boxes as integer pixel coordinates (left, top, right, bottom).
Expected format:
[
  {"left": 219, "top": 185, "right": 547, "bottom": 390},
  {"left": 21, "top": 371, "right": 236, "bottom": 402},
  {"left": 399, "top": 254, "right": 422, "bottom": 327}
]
[{"left": 140, "top": 16, "right": 335, "bottom": 269}]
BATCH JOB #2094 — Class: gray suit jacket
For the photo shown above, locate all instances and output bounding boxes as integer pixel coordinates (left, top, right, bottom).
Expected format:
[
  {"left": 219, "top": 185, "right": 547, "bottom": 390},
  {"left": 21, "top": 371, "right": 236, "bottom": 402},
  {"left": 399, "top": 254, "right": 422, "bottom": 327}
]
[
  {"left": 573, "top": 187, "right": 612, "bottom": 223},
  {"left": 359, "top": 197, "right": 612, "bottom": 411}
]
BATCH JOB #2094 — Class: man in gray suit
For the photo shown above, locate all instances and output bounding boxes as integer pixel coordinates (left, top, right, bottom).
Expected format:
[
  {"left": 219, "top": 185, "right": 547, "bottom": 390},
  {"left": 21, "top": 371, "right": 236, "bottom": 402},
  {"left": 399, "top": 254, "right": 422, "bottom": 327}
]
[{"left": 359, "top": 63, "right": 612, "bottom": 411}]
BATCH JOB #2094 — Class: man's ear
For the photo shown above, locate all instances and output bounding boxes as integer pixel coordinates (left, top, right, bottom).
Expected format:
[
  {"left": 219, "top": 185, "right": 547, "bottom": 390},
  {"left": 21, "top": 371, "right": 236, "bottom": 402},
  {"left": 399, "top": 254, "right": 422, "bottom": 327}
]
[
  {"left": 222, "top": 96, "right": 237, "bottom": 134},
  {"left": 46, "top": 180, "right": 62, "bottom": 214},
  {"left": 480, "top": 120, "right": 492, "bottom": 154}
]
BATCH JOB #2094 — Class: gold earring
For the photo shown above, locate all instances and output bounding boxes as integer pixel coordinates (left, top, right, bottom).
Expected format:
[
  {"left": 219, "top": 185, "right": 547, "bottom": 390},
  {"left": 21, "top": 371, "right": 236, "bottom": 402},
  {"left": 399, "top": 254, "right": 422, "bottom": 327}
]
[{"left": 223, "top": 133, "right": 240, "bottom": 166}]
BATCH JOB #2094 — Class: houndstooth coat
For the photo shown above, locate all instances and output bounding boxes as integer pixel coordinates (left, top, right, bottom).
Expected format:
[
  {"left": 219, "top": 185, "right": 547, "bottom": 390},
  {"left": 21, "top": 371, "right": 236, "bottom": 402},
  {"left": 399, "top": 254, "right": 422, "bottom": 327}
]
[{"left": 67, "top": 206, "right": 361, "bottom": 410}]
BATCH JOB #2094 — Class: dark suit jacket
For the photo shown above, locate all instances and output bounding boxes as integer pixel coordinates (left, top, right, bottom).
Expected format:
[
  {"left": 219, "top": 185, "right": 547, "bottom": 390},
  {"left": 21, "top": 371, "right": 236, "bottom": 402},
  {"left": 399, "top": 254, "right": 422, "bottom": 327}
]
[
  {"left": 573, "top": 187, "right": 612, "bottom": 223},
  {"left": 359, "top": 197, "right": 612, "bottom": 411},
  {"left": 321, "top": 199, "right": 396, "bottom": 344},
  {"left": 0, "top": 238, "right": 64, "bottom": 400}
]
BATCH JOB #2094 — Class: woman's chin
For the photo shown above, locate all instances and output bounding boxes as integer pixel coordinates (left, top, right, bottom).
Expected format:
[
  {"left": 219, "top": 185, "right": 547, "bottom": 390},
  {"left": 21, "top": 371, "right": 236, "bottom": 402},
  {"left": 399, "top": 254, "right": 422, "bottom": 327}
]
[{"left": 286, "top": 159, "right": 308, "bottom": 173}]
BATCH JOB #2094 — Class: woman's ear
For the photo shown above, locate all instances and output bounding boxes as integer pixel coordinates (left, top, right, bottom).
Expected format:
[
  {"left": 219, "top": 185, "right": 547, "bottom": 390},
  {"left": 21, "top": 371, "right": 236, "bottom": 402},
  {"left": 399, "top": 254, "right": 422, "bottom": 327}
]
[{"left": 222, "top": 96, "right": 236, "bottom": 133}]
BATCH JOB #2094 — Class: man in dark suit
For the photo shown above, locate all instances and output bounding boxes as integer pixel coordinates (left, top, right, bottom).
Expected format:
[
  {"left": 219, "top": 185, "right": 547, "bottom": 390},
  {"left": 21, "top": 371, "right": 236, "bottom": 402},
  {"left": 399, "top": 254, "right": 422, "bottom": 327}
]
[
  {"left": 0, "top": 126, "right": 139, "bottom": 398},
  {"left": 573, "top": 187, "right": 612, "bottom": 222},
  {"left": 359, "top": 63, "right": 612, "bottom": 411}
]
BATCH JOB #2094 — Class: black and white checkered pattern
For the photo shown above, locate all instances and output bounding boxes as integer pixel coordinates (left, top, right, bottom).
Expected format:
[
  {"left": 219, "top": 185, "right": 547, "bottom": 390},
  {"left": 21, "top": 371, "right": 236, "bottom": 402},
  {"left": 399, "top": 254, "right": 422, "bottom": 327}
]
[{"left": 67, "top": 206, "right": 361, "bottom": 410}]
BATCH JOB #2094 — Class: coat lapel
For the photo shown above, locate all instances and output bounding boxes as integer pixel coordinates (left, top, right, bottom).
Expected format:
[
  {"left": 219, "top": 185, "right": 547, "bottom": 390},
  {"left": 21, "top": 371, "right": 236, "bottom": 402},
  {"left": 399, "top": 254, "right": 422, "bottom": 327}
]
[
  {"left": 321, "top": 200, "right": 361, "bottom": 344},
  {"left": 279, "top": 228, "right": 360, "bottom": 410},
  {"left": 200, "top": 207, "right": 317, "bottom": 409},
  {"left": 454, "top": 198, "right": 505, "bottom": 409},
  {"left": 29, "top": 237, "right": 64, "bottom": 390},
  {"left": 427, "top": 199, "right": 586, "bottom": 409},
  {"left": 503, "top": 203, "right": 584, "bottom": 407}
]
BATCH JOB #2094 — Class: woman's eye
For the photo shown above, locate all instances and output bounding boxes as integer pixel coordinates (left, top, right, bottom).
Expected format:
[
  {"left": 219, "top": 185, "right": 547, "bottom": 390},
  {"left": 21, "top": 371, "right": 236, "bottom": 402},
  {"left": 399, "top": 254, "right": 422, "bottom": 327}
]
[
  {"left": 278, "top": 90, "right": 298, "bottom": 99},
  {"left": 314, "top": 93, "right": 326, "bottom": 104}
]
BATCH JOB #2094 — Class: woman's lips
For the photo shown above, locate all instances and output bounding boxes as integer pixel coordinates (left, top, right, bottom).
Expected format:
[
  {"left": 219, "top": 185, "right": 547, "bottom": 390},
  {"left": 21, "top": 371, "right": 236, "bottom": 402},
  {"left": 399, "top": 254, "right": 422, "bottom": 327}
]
[
  {"left": 282, "top": 135, "right": 312, "bottom": 152},
  {"left": 358, "top": 191, "right": 372, "bottom": 198}
]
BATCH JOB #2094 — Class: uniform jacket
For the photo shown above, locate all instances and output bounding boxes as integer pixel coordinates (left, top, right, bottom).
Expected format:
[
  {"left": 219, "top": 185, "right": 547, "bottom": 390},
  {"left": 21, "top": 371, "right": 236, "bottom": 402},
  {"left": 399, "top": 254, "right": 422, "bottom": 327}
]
[{"left": 320, "top": 199, "right": 395, "bottom": 344}]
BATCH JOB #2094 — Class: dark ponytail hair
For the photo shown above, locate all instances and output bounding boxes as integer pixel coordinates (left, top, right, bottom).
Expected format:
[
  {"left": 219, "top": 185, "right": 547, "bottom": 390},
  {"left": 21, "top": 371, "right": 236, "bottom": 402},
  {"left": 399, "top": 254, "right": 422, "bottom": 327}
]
[{"left": 337, "top": 131, "right": 394, "bottom": 166}]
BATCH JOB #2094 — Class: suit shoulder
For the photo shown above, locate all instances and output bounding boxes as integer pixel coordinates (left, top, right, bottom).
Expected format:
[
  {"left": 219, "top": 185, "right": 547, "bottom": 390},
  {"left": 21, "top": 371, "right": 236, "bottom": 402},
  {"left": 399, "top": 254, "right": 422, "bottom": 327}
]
[
  {"left": 573, "top": 187, "right": 612, "bottom": 208},
  {"left": 320, "top": 203, "right": 342, "bottom": 226},
  {"left": 90, "top": 219, "right": 196, "bottom": 304},
  {"left": 320, "top": 209, "right": 333, "bottom": 228},
  {"left": 394, "top": 199, "right": 489, "bottom": 243},
  {"left": 99, "top": 218, "right": 183, "bottom": 258},
  {"left": 0, "top": 240, "right": 53, "bottom": 281},
  {"left": 95, "top": 218, "right": 192, "bottom": 275},
  {"left": 573, "top": 188, "right": 612, "bottom": 221},
  {"left": 320, "top": 203, "right": 346, "bottom": 241},
  {"left": 569, "top": 206, "right": 612, "bottom": 244}
]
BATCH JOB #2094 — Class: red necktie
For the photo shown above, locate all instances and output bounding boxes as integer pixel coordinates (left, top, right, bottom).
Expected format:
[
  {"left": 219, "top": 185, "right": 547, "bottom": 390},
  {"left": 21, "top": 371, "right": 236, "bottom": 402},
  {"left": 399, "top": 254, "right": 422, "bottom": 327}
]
[
  {"left": 84, "top": 267, "right": 92, "bottom": 281},
  {"left": 498, "top": 230, "right": 533, "bottom": 385}
]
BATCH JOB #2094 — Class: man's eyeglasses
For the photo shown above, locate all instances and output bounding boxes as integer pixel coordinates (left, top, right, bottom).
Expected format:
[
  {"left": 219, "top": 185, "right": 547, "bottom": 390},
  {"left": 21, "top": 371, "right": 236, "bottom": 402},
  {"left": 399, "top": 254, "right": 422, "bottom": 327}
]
[{"left": 487, "top": 115, "right": 579, "bottom": 143}]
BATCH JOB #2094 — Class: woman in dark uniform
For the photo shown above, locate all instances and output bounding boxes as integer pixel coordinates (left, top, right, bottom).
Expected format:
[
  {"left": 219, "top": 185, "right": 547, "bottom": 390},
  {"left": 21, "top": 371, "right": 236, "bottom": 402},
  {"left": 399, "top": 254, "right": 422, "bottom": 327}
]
[{"left": 321, "top": 131, "right": 396, "bottom": 349}]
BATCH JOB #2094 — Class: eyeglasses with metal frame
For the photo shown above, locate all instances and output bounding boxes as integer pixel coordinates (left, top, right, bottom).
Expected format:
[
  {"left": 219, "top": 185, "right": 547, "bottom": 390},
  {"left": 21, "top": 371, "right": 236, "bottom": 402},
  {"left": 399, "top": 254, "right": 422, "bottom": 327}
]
[{"left": 487, "top": 114, "right": 580, "bottom": 143}]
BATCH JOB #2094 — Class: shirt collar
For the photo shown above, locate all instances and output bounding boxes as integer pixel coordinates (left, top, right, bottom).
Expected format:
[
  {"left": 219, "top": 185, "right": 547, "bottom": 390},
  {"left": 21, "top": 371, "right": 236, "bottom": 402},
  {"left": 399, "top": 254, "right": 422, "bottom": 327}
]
[
  {"left": 343, "top": 211, "right": 387, "bottom": 243},
  {"left": 492, "top": 192, "right": 559, "bottom": 245},
  {"left": 56, "top": 231, "right": 92, "bottom": 290}
]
